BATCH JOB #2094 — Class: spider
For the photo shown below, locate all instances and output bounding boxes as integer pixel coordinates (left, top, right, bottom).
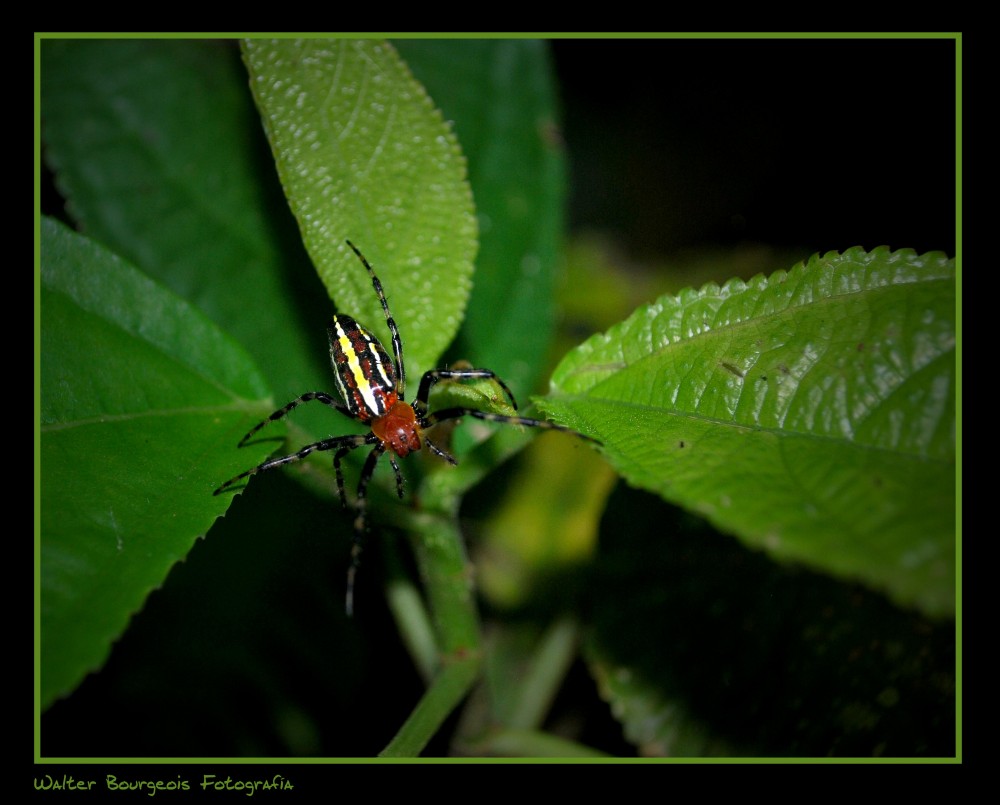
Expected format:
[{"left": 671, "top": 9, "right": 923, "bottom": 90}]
[{"left": 215, "top": 240, "right": 600, "bottom": 615}]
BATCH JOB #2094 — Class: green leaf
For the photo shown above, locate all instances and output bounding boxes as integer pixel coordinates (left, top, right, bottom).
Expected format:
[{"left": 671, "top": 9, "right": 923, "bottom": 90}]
[
  {"left": 242, "top": 39, "right": 477, "bottom": 383},
  {"left": 543, "top": 247, "right": 956, "bottom": 617},
  {"left": 40, "top": 217, "right": 274, "bottom": 708},
  {"left": 40, "top": 39, "right": 335, "bottom": 442}
]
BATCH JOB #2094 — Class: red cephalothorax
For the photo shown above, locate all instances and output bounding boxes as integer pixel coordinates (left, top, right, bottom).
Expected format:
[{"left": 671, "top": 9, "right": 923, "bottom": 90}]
[
  {"left": 215, "top": 240, "right": 600, "bottom": 615},
  {"left": 371, "top": 400, "right": 421, "bottom": 457}
]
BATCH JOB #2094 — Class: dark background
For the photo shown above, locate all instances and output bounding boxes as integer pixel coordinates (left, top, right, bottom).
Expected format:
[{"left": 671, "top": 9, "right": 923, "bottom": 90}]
[{"left": 552, "top": 38, "right": 955, "bottom": 259}]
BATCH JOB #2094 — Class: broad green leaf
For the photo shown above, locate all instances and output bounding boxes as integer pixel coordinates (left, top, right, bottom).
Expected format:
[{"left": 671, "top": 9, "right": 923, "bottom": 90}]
[
  {"left": 40, "top": 217, "right": 274, "bottom": 708},
  {"left": 543, "top": 247, "right": 956, "bottom": 617},
  {"left": 40, "top": 40, "right": 334, "bottom": 441},
  {"left": 242, "top": 39, "right": 477, "bottom": 384},
  {"left": 398, "top": 40, "right": 564, "bottom": 395}
]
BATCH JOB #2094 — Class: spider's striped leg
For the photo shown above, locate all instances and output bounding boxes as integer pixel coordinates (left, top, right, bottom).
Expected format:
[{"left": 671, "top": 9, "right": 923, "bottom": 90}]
[
  {"left": 423, "top": 437, "right": 458, "bottom": 465},
  {"left": 335, "top": 449, "right": 404, "bottom": 508},
  {"left": 346, "top": 442, "right": 386, "bottom": 617},
  {"left": 422, "top": 407, "right": 602, "bottom": 446},
  {"left": 345, "top": 240, "right": 406, "bottom": 398},
  {"left": 237, "top": 392, "right": 350, "bottom": 447},
  {"left": 332, "top": 445, "right": 357, "bottom": 508},
  {"left": 387, "top": 456, "right": 406, "bottom": 499},
  {"left": 213, "top": 433, "right": 372, "bottom": 496},
  {"left": 413, "top": 369, "right": 519, "bottom": 416}
]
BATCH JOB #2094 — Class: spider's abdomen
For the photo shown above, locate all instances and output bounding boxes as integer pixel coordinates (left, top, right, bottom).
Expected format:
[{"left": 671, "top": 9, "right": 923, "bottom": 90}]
[{"left": 328, "top": 314, "right": 397, "bottom": 421}]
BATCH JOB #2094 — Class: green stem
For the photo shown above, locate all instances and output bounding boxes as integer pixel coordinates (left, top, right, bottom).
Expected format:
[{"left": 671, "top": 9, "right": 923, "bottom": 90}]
[
  {"left": 506, "top": 617, "right": 580, "bottom": 730},
  {"left": 407, "top": 508, "right": 481, "bottom": 655},
  {"left": 379, "top": 473, "right": 483, "bottom": 756},
  {"left": 377, "top": 428, "right": 549, "bottom": 756},
  {"left": 383, "top": 542, "right": 439, "bottom": 685},
  {"left": 378, "top": 655, "right": 481, "bottom": 758}
]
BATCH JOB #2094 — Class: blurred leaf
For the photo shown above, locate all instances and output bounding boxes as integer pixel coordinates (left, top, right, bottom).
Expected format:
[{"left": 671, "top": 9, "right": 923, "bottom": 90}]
[
  {"left": 585, "top": 485, "right": 956, "bottom": 757},
  {"left": 558, "top": 235, "right": 809, "bottom": 342},
  {"left": 40, "top": 39, "right": 333, "bottom": 438},
  {"left": 398, "top": 40, "right": 565, "bottom": 395},
  {"left": 587, "top": 646, "right": 734, "bottom": 758},
  {"left": 473, "top": 433, "right": 616, "bottom": 609},
  {"left": 242, "top": 38, "right": 477, "bottom": 384},
  {"left": 543, "top": 247, "right": 956, "bottom": 617},
  {"left": 40, "top": 217, "right": 274, "bottom": 707}
]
